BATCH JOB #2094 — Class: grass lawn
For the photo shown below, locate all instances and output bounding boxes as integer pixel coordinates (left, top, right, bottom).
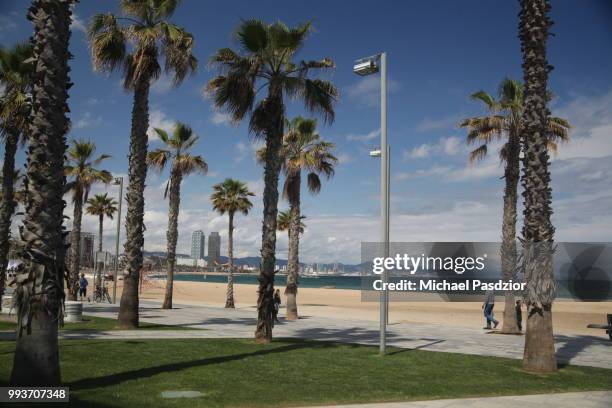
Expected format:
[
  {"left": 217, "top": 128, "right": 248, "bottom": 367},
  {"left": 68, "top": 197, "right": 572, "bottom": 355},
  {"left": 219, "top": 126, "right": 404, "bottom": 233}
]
[
  {"left": 0, "top": 338, "right": 610, "bottom": 407},
  {"left": 0, "top": 315, "right": 196, "bottom": 332}
]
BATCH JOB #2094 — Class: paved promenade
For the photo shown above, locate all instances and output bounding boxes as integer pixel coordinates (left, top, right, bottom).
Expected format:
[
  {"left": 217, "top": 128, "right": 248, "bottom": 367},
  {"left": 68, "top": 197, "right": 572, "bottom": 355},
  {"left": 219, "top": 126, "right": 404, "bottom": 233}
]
[
  {"left": 306, "top": 391, "right": 612, "bottom": 408},
  {"left": 68, "top": 300, "right": 612, "bottom": 369}
]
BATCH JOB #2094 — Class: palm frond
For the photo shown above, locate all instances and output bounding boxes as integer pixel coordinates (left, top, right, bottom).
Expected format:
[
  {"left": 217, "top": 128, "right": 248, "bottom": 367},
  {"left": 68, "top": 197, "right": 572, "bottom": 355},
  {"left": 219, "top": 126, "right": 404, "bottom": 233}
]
[
  {"left": 88, "top": 13, "right": 127, "bottom": 73},
  {"left": 469, "top": 144, "right": 488, "bottom": 163},
  {"left": 147, "top": 148, "right": 171, "bottom": 170}
]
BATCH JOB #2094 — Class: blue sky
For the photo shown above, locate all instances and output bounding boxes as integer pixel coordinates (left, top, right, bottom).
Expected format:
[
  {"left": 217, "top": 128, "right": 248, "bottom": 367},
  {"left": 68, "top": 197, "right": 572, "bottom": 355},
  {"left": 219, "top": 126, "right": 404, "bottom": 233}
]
[{"left": 1, "top": 0, "right": 611, "bottom": 264}]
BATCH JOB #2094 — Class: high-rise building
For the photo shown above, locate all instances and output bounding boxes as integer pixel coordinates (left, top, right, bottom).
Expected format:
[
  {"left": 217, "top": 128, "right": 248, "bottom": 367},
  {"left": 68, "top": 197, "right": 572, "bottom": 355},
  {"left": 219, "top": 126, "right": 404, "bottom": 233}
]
[
  {"left": 66, "top": 231, "right": 95, "bottom": 268},
  {"left": 191, "top": 230, "right": 205, "bottom": 260},
  {"left": 207, "top": 231, "right": 221, "bottom": 269}
]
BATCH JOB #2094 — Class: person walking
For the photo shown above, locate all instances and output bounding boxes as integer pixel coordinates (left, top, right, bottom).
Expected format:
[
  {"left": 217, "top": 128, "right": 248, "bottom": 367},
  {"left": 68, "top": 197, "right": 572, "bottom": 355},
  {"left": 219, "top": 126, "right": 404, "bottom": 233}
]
[
  {"left": 79, "top": 273, "right": 89, "bottom": 302},
  {"left": 482, "top": 289, "right": 498, "bottom": 329},
  {"left": 273, "top": 289, "right": 282, "bottom": 323}
]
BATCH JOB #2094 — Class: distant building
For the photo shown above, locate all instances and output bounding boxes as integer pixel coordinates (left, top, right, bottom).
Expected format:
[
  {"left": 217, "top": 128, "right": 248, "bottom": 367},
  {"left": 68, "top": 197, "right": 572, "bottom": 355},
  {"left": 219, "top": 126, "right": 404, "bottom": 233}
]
[
  {"left": 191, "top": 230, "right": 205, "bottom": 260},
  {"left": 207, "top": 232, "right": 221, "bottom": 269},
  {"left": 66, "top": 231, "right": 95, "bottom": 268}
]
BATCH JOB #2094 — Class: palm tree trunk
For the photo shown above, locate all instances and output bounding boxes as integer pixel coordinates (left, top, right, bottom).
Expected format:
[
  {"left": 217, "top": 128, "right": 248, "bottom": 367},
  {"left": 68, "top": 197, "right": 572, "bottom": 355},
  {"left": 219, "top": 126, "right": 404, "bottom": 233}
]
[
  {"left": 500, "top": 130, "right": 520, "bottom": 334},
  {"left": 96, "top": 214, "right": 103, "bottom": 287},
  {"left": 225, "top": 211, "right": 235, "bottom": 308},
  {"left": 255, "top": 86, "right": 284, "bottom": 343},
  {"left": 68, "top": 189, "right": 83, "bottom": 300},
  {"left": 519, "top": 0, "right": 557, "bottom": 372},
  {"left": 0, "top": 130, "right": 18, "bottom": 307},
  {"left": 118, "top": 77, "right": 150, "bottom": 328},
  {"left": 10, "top": 0, "right": 72, "bottom": 385},
  {"left": 285, "top": 173, "right": 301, "bottom": 320},
  {"left": 162, "top": 168, "right": 181, "bottom": 309}
]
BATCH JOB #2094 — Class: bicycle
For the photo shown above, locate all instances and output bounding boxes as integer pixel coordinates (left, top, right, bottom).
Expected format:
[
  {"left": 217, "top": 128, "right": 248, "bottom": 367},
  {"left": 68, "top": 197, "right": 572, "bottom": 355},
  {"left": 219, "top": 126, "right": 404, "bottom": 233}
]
[{"left": 93, "top": 284, "right": 112, "bottom": 304}]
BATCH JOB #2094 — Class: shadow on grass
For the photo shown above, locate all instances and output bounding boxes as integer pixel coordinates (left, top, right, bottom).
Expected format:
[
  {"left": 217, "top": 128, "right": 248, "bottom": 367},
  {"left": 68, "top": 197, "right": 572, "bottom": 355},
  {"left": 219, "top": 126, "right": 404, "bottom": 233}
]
[{"left": 69, "top": 339, "right": 333, "bottom": 391}]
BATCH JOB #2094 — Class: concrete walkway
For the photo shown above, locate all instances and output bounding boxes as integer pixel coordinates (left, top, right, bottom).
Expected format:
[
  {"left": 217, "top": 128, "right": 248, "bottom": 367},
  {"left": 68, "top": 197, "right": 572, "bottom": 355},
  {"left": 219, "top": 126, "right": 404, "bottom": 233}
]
[
  {"left": 2, "top": 299, "right": 610, "bottom": 368},
  {"left": 306, "top": 391, "right": 612, "bottom": 408},
  {"left": 67, "top": 300, "right": 612, "bottom": 369}
]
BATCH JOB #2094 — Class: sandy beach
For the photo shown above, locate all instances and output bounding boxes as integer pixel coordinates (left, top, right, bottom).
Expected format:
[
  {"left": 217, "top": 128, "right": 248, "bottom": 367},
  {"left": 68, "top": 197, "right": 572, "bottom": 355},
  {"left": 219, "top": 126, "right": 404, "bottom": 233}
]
[{"left": 98, "top": 273, "right": 612, "bottom": 337}]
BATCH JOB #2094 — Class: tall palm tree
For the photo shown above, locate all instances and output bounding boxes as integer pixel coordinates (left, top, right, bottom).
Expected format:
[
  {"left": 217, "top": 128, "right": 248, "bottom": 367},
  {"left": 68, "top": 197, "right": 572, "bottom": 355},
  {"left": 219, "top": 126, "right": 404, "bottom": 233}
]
[
  {"left": 148, "top": 122, "right": 207, "bottom": 309},
  {"left": 211, "top": 179, "right": 254, "bottom": 308},
  {"left": 10, "top": 0, "right": 74, "bottom": 386},
  {"left": 207, "top": 20, "right": 337, "bottom": 342},
  {"left": 88, "top": 0, "right": 197, "bottom": 328},
  {"left": 65, "top": 140, "right": 112, "bottom": 300},
  {"left": 0, "top": 43, "right": 33, "bottom": 308},
  {"left": 260, "top": 117, "right": 336, "bottom": 320},
  {"left": 518, "top": 0, "right": 557, "bottom": 372},
  {"left": 85, "top": 193, "right": 118, "bottom": 287},
  {"left": 277, "top": 210, "right": 305, "bottom": 280},
  {"left": 459, "top": 78, "right": 569, "bottom": 334}
]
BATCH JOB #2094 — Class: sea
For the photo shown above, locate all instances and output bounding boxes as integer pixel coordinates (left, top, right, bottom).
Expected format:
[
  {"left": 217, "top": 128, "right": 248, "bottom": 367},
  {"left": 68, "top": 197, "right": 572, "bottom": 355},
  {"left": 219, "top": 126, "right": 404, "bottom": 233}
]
[{"left": 158, "top": 273, "right": 363, "bottom": 290}]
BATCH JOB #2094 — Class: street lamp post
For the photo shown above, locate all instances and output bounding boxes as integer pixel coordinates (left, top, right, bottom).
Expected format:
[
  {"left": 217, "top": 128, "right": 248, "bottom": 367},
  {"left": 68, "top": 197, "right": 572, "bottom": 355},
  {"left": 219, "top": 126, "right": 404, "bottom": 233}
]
[
  {"left": 112, "top": 176, "right": 123, "bottom": 304},
  {"left": 354, "top": 52, "right": 390, "bottom": 355}
]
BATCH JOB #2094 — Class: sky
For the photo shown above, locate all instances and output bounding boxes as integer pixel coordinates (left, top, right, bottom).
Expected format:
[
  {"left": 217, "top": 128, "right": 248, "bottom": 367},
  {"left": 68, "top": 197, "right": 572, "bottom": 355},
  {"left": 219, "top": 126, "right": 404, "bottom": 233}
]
[{"left": 1, "top": 0, "right": 611, "bottom": 264}]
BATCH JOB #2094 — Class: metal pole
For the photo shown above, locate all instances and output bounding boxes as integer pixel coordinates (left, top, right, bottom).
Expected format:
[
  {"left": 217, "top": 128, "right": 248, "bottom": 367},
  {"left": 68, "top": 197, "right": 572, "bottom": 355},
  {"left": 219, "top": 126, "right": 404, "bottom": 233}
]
[
  {"left": 112, "top": 177, "right": 123, "bottom": 304},
  {"left": 380, "top": 52, "right": 389, "bottom": 355},
  {"left": 386, "top": 144, "right": 391, "bottom": 326}
]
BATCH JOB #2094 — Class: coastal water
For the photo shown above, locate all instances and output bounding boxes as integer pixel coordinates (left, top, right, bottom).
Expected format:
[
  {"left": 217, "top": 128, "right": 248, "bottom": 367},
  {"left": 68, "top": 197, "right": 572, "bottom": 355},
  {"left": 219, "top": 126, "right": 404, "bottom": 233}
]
[{"left": 164, "top": 273, "right": 363, "bottom": 290}]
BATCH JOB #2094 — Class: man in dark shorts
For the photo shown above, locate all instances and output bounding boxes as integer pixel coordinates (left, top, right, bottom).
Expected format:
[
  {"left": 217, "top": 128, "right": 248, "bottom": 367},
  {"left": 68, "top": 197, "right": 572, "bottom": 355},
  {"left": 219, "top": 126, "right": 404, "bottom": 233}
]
[{"left": 79, "top": 273, "right": 88, "bottom": 301}]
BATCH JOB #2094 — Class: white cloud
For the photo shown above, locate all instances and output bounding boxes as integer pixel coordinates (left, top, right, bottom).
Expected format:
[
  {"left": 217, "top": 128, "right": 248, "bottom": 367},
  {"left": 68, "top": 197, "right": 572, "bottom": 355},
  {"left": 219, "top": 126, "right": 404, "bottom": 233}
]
[
  {"left": 70, "top": 13, "right": 87, "bottom": 34},
  {"left": 345, "top": 129, "right": 380, "bottom": 142},
  {"left": 73, "top": 112, "right": 102, "bottom": 129},
  {"left": 234, "top": 140, "right": 263, "bottom": 163},
  {"left": 403, "top": 136, "right": 463, "bottom": 160},
  {"left": 336, "top": 153, "right": 354, "bottom": 165},
  {"left": 210, "top": 111, "right": 232, "bottom": 126},
  {"left": 150, "top": 73, "right": 174, "bottom": 94},
  {"left": 345, "top": 76, "right": 400, "bottom": 107},
  {"left": 552, "top": 88, "right": 612, "bottom": 160},
  {"left": 416, "top": 114, "right": 460, "bottom": 132},
  {"left": 147, "top": 109, "right": 174, "bottom": 141}
]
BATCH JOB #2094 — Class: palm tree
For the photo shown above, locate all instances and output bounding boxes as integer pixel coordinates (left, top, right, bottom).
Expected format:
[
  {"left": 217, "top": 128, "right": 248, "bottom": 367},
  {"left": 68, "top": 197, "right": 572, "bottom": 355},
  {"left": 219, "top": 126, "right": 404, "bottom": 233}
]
[
  {"left": 65, "top": 140, "right": 112, "bottom": 300},
  {"left": 261, "top": 117, "right": 336, "bottom": 320},
  {"left": 88, "top": 0, "right": 197, "bottom": 328},
  {"left": 459, "top": 78, "right": 569, "bottom": 334},
  {"left": 10, "top": 0, "right": 73, "bottom": 386},
  {"left": 0, "top": 43, "right": 33, "bottom": 308},
  {"left": 277, "top": 210, "right": 306, "bottom": 280},
  {"left": 277, "top": 210, "right": 305, "bottom": 235},
  {"left": 85, "top": 193, "right": 118, "bottom": 287},
  {"left": 518, "top": 0, "right": 557, "bottom": 372},
  {"left": 148, "top": 122, "right": 207, "bottom": 309},
  {"left": 211, "top": 179, "right": 254, "bottom": 308},
  {"left": 207, "top": 20, "right": 337, "bottom": 342}
]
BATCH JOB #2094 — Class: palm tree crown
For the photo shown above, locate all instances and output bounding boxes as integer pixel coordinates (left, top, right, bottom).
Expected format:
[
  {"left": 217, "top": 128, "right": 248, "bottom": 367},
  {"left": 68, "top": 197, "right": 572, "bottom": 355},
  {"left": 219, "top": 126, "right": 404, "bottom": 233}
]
[
  {"left": 86, "top": 193, "right": 118, "bottom": 220},
  {"left": 65, "top": 140, "right": 113, "bottom": 201},
  {"left": 147, "top": 122, "right": 208, "bottom": 186},
  {"left": 277, "top": 210, "right": 305, "bottom": 234},
  {"left": 264, "top": 116, "right": 337, "bottom": 197},
  {"left": 459, "top": 78, "right": 570, "bottom": 162},
  {"left": 207, "top": 19, "right": 337, "bottom": 131},
  {"left": 0, "top": 42, "right": 34, "bottom": 140},
  {"left": 211, "top": 179, "right": 255, "bottom": 216},
  {"left": 88, "top": 0, "right": 197, "bottom": 89}
]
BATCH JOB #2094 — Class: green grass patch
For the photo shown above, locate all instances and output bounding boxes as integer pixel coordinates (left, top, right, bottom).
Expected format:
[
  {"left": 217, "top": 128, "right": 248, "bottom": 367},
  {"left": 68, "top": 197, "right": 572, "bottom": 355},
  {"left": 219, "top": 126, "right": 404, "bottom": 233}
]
[
  {"left": 0, "top": 338, "right": 610, "bottom": 407},
  {"left": 0, "top": 315, "right": 196, "bottom": 332}
]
